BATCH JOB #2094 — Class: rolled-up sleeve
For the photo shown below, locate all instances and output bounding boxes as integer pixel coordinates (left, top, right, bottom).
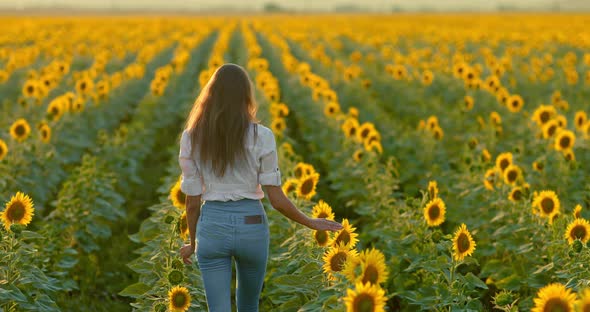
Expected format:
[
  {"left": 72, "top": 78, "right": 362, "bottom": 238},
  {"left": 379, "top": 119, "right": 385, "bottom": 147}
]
[
  {"left": 178, "top": 130, "right": 203, "bottom": 196},
  {"left": 258, "top": 129, "right": 282, "bottom": 186}
]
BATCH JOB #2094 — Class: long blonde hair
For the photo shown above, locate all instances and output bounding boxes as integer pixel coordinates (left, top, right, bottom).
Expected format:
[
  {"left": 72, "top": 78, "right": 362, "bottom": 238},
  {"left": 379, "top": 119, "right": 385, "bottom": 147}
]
[{"left": 183, "top": 63, "right": 259, "bottom": 177}]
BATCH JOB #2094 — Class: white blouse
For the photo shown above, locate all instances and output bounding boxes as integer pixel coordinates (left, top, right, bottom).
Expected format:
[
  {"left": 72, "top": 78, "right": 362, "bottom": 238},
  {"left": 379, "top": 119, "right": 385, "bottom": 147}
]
[{"left": 178, "top": 122, "right": 282, "bottom": 201}]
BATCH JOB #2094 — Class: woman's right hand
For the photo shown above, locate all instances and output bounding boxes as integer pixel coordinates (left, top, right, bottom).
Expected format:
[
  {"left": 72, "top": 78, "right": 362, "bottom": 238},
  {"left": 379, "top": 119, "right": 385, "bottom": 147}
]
[{"left": 307, "top": 218, "right": 343, "bottom": 231}]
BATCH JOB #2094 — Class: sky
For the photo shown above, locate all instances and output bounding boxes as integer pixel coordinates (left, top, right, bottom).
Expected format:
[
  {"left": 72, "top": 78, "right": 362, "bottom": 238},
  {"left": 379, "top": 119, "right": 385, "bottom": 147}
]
[{"left": 0, "top": 0, "right": 587, "bottom": 11}]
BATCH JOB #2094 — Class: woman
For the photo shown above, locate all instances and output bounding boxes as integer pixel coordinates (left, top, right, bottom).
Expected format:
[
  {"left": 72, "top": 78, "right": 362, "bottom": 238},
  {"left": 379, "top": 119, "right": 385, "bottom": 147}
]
[{"left": 177, "top": 63, "right": 343, "bottom": 312}]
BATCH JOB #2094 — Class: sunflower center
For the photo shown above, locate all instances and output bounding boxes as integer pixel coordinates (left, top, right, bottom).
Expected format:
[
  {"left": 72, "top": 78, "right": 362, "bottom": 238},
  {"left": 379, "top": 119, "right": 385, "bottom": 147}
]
[
  {"left": 511, "top": 189, "right": 522, "bottom": 201},
  {"left": 428, "top": 204, "right": 440, "bottom": 220},
  {"left": 353, "top": 293, "right": 375, "bottom": 312},
  {"left": 42, "top": 129, "right": 49, "bottom": 139},
  {"left": 294, "top": 167, "right": 303, "bottom": 178},
  {"left": 349, "top": 127, "right": 356, "bottom": 137},
  {"left": 361, "top": 129, "right": 371, "bottom": 139},
  {"left": 540, "top": 111, "right": 550, "bottom": 123},
  {"left": 172, "top": 293, "right": 187, "bottom": 308},
  {"left": 507, "top": 170, "right": 517, "bottom": 182},
  {"left": 361, "top": 265, "right": 379, "bottom": 285},
  {"left": 576, "top": 117, "right": 584, "bottom": 127},
  {"left": 330, "top": 252, "right": 347, "bottom": 272},
  {"left": 315, "top": 230, "right": 328, "bottom": 245},
  {"left": 317, "top": 212, "right": 328, "bottom": 218},
  {"left": 27, "top": 85, "right": 34, "bottom": 93},
  {"left": 571, "top": 225, "right": 587, "bottom": 241},
  {"left": 457, "top": 233, "right": 471, "bottom": 253},
  {"left": 80, "top": 82, "right": 87, "bottom": 90},
  {"left": 541, "top": 198, "right": 555, "bottom": 214},
  {"left": 335, "top": 230, "right": 351, "bottom": 246},
  {"left": 15, "top": 125, "right": 25, "bottom": 136},
  {"left": 329, "top": 107, "right": 335, "bottom": 113},
  {"left": 559, "top": 136, "right": 571, "bottom": 149},
  {"left": 286, "top": 184, "right": 296, "bottom": 193},
  {"left": 543, "top": 297, "right": 571, "bottom": 312},
  {"left": 499, "top": 159, "right": 509, "bottom": 171},
  {"left": 547, "top": 125, "right": 557, "bottom": 137},
  {"left": 7, "top": 201, "right": 26, "bottom": 222},
  {"left": 512, "top": 100, "right": 519, "bottom": 108},
  {"left": 300, "top": 178, "right": 314, "bottom": 195}
]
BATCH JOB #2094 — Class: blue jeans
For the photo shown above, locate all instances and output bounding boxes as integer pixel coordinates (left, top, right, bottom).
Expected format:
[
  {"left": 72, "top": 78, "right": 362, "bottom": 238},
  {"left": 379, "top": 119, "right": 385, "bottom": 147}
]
[{"left": 195, "top": 198, "right": 269, "bottom": 312}]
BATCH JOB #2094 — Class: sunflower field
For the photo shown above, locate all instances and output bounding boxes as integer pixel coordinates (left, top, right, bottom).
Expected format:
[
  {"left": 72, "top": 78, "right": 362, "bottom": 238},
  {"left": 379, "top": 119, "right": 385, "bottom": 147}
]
[{"left": 1, "top": 13, "right": 590, "bottom": 312}]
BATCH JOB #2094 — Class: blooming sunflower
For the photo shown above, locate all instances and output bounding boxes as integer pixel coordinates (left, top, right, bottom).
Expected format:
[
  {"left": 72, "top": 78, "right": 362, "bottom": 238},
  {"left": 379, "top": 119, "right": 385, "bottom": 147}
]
[
  {"left": 463, "top": 95, "right": 474, "bottom": 111},
  {"left": 312, "top": 200, "right": 335, "bottom": 220},
  {"left": 0, "top": 139, "right": 7, "bottom": 161},
  {"left": 322, "top": 242, "right": 358, "bottom": 280},
  {"left": 168, "top": 285, "right": 191, "bottom": 312},
  {"left": 562, "top": 149, "right": 575, "bottom": 162},
  {"left": 271, "top": 117, "right": 286, "bottom": 134},
  {"left": 2, "top": 191, "right": 35, "bottom": 232},
  {"left": 169, "top": 180, "right": 186, "bottom": 209},
  {"left": 542, "top": 119, "right": 561, "bottom": 139},
  {"left": 365, "top": 141, "right": 383, "bottom": 154},
  {"left": 330, "top": 218, "right": 359, "bottom": 249},
  {"left": 293, "top": 162, "right": 310, "bottom": 179},
  {"left": 508, "top": 187, "right": 523, "bottom": 202},
  {"left": 532, "top": 104, "right": 556, "bottom": 127},
  {"left": 431, "top": 126, "right": 444, "bottom": 140},
  {"left": 39, "top": 123, "right": 51, "bottom": 143},
  {"left": 296, "top": 172, "right": 319, "bottom": 201},
  {"left": 532, "top": 190, "right": 561, "bottom": 219},
  {"left": 573, "top": 204, "right": 582, "bottom": 219},
  {"left": 71, "top": 97, "right": 85, "bottom": 113},
  {"left": 343, "top": 282, "right": 387, "bottom": 312},
  {"left": 481, "top": 149, "right": 491, "bottom": 163},
  {"left": 533, "top": 161, "right": 544, "bottom": 172},
  {"left": 9, "top": 118, "right": 31, "bottom": 142},
  {"left": 423, "top": 197, "right": 446, "bottom": 227},
  {"left": 495, "top": 152, "right": 512, "bottom": 173},
  {"left": 503, "top": 164, "right": 522, "bottom": 185},
  {"left": 348, "top": 107, "right": 359, "bottom": 118},
  {"left": 554, "top": 129, "right": 575, "bottom": 151},
  {"left": 452, "top": 223, "right": 476, "bottom": 261},
  {"left": 427, "top": 180, "right": 438, "bottom": 200},
  {"left": 574, "top": 111, "right": 587, "bottom": 130},
  {"left": 324, "top": 101, "right": 341, "bottom": 118},
  {"left": 577, "top": 288, "right": 590, "bottom": 312},
  {"left": 531, "top": 283, "right": 576, "bottom": 312},
  {"left": 507, "top": 94, "right": 524, "bottom": 112},
  {"left": 342, "top": 252, "right": 362, "bottom": 284},
  {"left": 357, "top": 122, "right": 377, "bottom": 142},
  {"left": 357, "top": 248, "right": 389, "bottom": 286},
  {"left": 22, "top": 79, "right": 39, "bottom": 98},
  {"left": 484, "top": 168, "right": 498, "bottom": 191},
  {"left": 313, "top": 229, "right": 331, "bottom": 247},
  {"left": 564, "top": 218, "right": 590, "bottom": 245},
  {"left": 179, "top": 211, "right": 188, "bottom": 240},
  {"left": 76, "top": 76, "right": 94, "bottom": 96},
  {"left": 282, "top": 178, "right": 299, "bottom": 195},
  {"left": 353, "top": 149, "right": 364, "bottom": 162},
  {"left": 47, "top": 98, "right": 64, "bottom": 121}
]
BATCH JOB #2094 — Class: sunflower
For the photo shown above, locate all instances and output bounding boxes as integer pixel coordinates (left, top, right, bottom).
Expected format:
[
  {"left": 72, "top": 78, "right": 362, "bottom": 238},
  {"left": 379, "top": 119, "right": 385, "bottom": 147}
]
[
  {"left": 312, "top": 200, "right": 335, "bottom": 220},
  {"left": 0, "top": 139, "right": 7, "bottom": 161},
  {"left": 574, "top": 111, "right": 587, "bottom": 130},
  {"left": 463, "top": 95, "right": 474, "bottom": 111},
  {"left": 282, "top": 178, "right": 298, "bottom": 195},
  {"left": 343, "top": 282, "right": 387, "bottom": 312},
  {"left": 9, "top": 118, "right": 31, "bottom": 142},
  {"left": 507, "top": 94, "right": 524, "bottom": 113},
  {"left": 564, "top": 218, "right": 590, "bottom": 245},
  {"left": 531, "top": 283, "right": 576, "bottom": 312},
  {"left": 22, "top": 80, "right": 39, "bottom": 98},
  {"left": 542, "top": 119, "right": 561, "bottom": 139},
  {"left": 533, "top": 161, "right": 544, "bottom": 172},
  {"left": 342, "top": 252, "right": 362, "bottom": 284},
  {"left": 330, "top": 219, "right": 359, "bottom": 249},
  {"left": 169, "top": 180, "right": 186, "bottom": 209},
  {"left": 357, "top": 122, "right": 376, "bottom": 142},
  {"left": 532, "top": 104, "right": 556, "bottom": 127},
  {"left": 503, "top": 164, "right": 521, "bottom": 185},
  {"left": 563, "top": 149, "right": 575, "bottom": 162},
  {"left": 426, "top": 116, "right": 439, "bottom": 130},
  {"left": 508, "top": 187, "right": 523, "bottom": 202},
  {"left": 452, "top": 223, "right": 476, "bottom": 261},
  {"left": 348, "top": 107, "right": 359, "bottom": 118},
  {"left": 2, "top": 191, "right": 35, "bottom": 232},
  {"left": 293, "top": 162, "right": 308, "bottom": 179},
  {"left": 322, "top": 243, "right": 358, "bottom": 280},
  {"left": 296, "top": 172, "right": 319, "bottom": 200},
  {"left": 427, "top": 180, "right": 438, "bottom": 199},
  {"left": 365, "top": 141, "right": 383, "bottom": 154},
  {"left": 423, "top": 197, "right": 446, "bottom": 227},
  {"left": 431, "top": 126, "right": 444, "bottom": 140},
  {"left": 490, "top": 112, "right": 502, "bottom": 126},
  {"left": 357, "top": 248, "right": 389, "bottom": 286},
  {"left": 168, "top": 285, "right": 191, "bottom": 312},
  {"left": 421, "top": 70, "right": 433, "bottom": 85},
  {"left": 342, "top": 118, "right": 360, "bottom": 140},
  {"left": 577, "top": 288, "right": 590, "bottom": 312},
  {"left": 484, "top": 168, "right": 498, "bottom": 190},
  {"left": 495, "top": 152, "right": 513, "bottom": 173},
  {"left": 271, "top": 118, "right": 286, "bottom": 134},
  {"left": 39, "top": 123, "right": 51, "bottom": 143},
  {"left": 574, "top": 204, "right": 582, "bottom": 219},
  {"left": 47, "top": 98, "right": 64, "bottom": 121},
  {"left": 76, "top": 76, "right": 94, "bottom": 95},
  {"left": 353, "top": 149, "right": 364, "bottom": 162},
  {"left": 179, "top": 211, "right": 188, "bottom": 240},
  {"left": 532, "top": 190, "right": 561, "bottom": 219},
  {"left": 71, "top": 97, "right": 85, "bottom": 113},
  {"left": 554, "top": 129, "right": 575, "bottom": 151},
  {"left": 324, "top": 101, "right": 341, "bottom": 118},
  {"left": 481, "top": 149, "right": 491, "bottom": 163}
]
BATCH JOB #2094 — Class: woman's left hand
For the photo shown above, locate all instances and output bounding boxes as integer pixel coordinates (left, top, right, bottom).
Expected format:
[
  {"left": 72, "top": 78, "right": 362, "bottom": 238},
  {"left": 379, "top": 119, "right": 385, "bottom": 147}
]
[{"left": 179, "top": 244, "right": 195, "bottom": 265}]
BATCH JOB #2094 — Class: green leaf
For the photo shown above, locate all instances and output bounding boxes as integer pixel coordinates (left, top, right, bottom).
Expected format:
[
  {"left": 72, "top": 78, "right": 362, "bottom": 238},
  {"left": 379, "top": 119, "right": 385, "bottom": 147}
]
[
  {"left": 464, "top": 272, "right": 488, "bottom": 289},
  {"left": 118, "top": 282, "right": 152, "bottom": 298}
]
